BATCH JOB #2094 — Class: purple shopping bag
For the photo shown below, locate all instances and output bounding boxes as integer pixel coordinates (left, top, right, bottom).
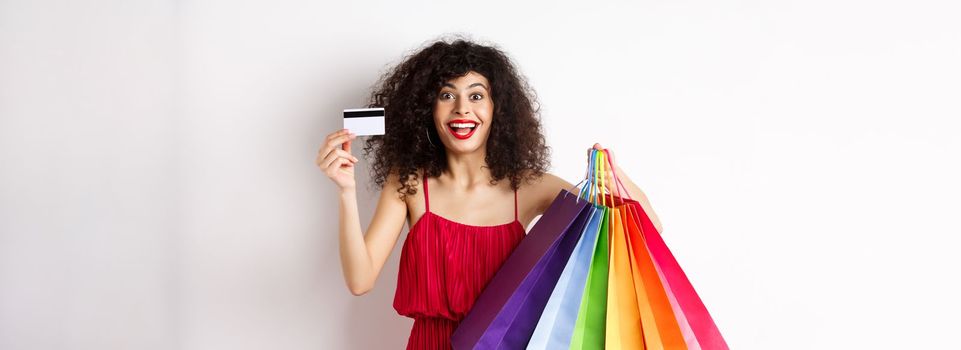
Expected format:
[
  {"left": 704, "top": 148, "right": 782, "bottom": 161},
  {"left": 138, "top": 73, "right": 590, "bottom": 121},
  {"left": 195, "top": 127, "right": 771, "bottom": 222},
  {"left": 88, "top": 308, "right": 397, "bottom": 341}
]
[{"left": 451, "top": 190, "right": 592, "bottom": 349}]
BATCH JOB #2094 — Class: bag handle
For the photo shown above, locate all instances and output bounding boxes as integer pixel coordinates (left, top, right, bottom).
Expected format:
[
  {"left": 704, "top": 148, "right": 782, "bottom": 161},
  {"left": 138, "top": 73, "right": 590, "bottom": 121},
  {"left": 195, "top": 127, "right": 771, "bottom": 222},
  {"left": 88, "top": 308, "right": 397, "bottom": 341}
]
[
  {"left": 578, "top": 148, "right": 598, "bottom": 203},
  {"left": 601, "top": 148, "right": 633, "bottom": 202},
  {"left": 597, "top": 150, "right": 614, "bottom": 207},
  {"left": 577, "top": 151, "right": 591, "bottom": 201},
  {"left": 575, "top": 148, "right": 624, "bottom": 207},
  {"left": 579, "top": 149, "right": 601, "bottom": 204}
]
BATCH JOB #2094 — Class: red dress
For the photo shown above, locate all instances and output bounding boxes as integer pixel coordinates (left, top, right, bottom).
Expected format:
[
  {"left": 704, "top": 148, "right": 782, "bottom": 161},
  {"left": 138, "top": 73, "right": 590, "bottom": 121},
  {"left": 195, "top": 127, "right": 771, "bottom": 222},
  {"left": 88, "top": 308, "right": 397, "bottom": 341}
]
[{"left": 394, "top": 176, "right": 526, "bottom": 349}]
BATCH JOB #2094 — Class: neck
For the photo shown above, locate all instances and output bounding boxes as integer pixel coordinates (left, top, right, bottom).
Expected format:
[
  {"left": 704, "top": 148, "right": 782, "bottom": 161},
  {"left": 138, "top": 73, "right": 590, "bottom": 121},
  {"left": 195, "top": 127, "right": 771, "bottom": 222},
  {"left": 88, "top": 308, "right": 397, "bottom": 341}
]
[{"left": 442, "top": 146, "right": 490, "bottom": 189}]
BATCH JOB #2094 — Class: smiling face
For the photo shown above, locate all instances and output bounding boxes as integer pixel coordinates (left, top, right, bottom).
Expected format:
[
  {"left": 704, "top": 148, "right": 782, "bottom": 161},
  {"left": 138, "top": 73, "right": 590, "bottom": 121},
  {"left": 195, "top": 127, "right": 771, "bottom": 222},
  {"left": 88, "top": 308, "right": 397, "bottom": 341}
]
[{"left": 432, "top": 71, "right": 494, "bottom": 155}]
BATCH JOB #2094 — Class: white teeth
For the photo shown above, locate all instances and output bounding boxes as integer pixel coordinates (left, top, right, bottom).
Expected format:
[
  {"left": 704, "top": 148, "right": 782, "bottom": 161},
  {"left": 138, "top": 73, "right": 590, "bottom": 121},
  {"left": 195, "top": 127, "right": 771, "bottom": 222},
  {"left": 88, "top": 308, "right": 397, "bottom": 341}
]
[{"left": 449, "top": 123, "right": 477, "bottom": 128}]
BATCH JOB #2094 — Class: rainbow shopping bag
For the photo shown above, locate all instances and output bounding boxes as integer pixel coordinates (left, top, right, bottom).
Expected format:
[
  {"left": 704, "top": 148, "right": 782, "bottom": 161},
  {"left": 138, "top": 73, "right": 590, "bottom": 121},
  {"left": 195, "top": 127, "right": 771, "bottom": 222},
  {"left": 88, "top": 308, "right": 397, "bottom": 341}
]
[
  {"left": 526, "top": 204, "right": 603, "bottom": 349},
  {"left": 568, "top": 151, "right": 618, "bottom": 350},
  {"left": 455, "top": 148, "right": 729, "bottom": 350}
]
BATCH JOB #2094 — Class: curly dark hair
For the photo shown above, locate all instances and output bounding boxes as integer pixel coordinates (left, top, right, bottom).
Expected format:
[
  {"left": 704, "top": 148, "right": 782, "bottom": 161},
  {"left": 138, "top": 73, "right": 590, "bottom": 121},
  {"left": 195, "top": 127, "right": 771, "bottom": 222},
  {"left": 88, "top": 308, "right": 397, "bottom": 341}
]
[{"left": 362, "top": 36, "right": 550, "bottom": 198}]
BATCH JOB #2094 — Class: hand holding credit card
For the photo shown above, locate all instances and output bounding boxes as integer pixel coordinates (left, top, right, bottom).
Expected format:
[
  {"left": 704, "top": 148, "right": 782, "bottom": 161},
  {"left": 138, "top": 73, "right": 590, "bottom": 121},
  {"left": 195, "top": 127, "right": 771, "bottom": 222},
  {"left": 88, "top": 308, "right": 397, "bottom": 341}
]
[{"left": 343, "top": 107, "right": 385, "bottom": 136}]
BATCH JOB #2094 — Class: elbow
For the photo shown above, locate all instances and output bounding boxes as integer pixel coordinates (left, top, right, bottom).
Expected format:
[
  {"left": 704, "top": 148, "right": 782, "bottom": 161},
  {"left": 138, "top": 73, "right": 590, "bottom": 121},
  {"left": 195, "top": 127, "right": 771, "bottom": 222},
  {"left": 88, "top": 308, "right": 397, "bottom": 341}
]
[{"left": 347, "top": 282, "right": 373, "bottom": 296}]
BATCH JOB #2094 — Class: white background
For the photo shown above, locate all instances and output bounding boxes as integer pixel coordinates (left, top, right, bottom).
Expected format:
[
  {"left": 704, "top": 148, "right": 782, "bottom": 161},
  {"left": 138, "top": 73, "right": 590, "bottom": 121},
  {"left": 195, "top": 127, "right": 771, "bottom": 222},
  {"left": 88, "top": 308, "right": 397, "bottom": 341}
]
[{"left": 2, "top": 0, "right": 959, "bottom": 349}]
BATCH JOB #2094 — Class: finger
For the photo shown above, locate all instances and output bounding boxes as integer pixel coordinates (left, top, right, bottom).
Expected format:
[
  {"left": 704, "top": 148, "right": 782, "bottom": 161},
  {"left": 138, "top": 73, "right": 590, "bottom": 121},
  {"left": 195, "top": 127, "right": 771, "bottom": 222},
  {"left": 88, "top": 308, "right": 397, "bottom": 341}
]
[
  {"left": 319, "top": 131, "right": 349, "bottom": 159},
  {"left": 342, "top": 133, "right": 356, "bottom": 152},
  {"left": 326, "top": 158, "right": 351, "bottom": 177},
  {"left": 334, "top": 149, "right": 359, "bottom": 163},
  {"left": 326, "top": 133, "right": 354, "bottom": 150},
  {"left": 323, "top": 151, "right": 355, "bottom": 170},
  {"left": 322, "top": 134, "right": 354, "bottom": 158},
  {"left": 319, "top": 145, "right": 335, "bottom": 164},
  {"left": 315, "top": 146, "right": 341, "bottom": 167},
  {"left": 332, "top": 157, "right": 352, "bottom": 170},
  {"left": 324, "top": 129, "right": 350, "bottom": 146},
  {"left": 603, "top": 148, "right": 615, "bottom": 163},
  {"left": 322, "top": 151, "right": 338, "bottom": 170},
  {"left": 586, "top": 146, "right": 600, "bottom": 158},
  {"left": 325, "top": 128, "right": 350, "bottom": 141},
  {"left": 322, "top": 150, "right": 349, "bottom": 170},
  {"left": 323, "top": 149, "right": 358, "bottom": 169}
]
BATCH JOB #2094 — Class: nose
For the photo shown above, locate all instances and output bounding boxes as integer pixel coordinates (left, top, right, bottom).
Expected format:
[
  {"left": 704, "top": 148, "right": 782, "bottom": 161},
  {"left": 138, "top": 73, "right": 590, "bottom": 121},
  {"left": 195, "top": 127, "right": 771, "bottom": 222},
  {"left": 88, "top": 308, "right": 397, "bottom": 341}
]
[{"left": 454, "top": 97, "right": 471, "bottom": 115}]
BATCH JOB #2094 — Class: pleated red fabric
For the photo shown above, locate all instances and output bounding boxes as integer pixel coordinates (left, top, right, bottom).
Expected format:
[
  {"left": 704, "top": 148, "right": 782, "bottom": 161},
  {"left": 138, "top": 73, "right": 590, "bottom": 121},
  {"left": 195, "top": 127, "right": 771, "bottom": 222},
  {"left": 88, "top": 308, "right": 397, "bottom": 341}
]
[{"left": 394, "top": 176, "right": 526, "bottom": 349}]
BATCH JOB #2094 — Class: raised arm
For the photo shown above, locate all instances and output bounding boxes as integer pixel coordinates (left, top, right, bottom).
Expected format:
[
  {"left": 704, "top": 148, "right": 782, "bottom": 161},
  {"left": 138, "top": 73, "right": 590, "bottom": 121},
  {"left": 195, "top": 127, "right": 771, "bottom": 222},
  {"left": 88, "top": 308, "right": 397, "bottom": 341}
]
[
  {"left": 337, "top": 174, "right": 408, "bottom": 296},
  {"left": 318, "top": 129, "right": 408, "bottom": 296},
  {"left": 592, "top": 144, "right": 665, "bottom": 233},
  {"left": 611, "top": 167, "right": 664, "bottom": 233}
]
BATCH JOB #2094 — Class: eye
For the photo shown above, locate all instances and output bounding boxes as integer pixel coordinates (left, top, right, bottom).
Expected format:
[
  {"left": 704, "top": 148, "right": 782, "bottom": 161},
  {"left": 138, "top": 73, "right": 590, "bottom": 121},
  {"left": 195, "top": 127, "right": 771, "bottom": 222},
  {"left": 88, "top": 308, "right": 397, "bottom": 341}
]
[
  {"left": 439, "top": 92, "right": 454, "bottom": 100},
  {"left": 470, "top": 93, "right": 484, "bottom": 101}
]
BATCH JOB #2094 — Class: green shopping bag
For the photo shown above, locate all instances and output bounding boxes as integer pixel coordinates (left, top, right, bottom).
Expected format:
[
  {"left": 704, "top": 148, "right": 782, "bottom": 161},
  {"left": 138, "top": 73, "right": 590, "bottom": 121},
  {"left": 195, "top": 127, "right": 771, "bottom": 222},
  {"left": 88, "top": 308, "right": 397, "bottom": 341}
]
[{"left": 569, "top": 206, "right": 610, "bottom": 350}]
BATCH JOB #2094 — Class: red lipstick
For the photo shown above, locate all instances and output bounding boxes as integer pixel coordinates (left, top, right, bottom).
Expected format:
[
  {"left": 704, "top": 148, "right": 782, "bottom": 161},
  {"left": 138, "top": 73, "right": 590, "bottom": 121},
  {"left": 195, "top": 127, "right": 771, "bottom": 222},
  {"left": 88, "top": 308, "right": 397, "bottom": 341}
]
[{"left": 446, "top": 119, "right": 479, "bottom": 140}]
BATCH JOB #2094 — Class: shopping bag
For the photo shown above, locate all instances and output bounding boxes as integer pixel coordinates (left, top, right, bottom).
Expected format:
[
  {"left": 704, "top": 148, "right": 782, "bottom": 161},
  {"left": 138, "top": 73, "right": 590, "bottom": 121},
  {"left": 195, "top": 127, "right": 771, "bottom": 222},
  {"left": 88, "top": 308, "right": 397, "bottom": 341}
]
[
  {"left": 603, "top": 150, "right": 728, "bottom": 350},
  {"left": 621, "top": 200, "right": 687, "bottom": 350},
  {"left": 569, "top": 205, "right": 610, "bottom": 350},
  {"left": 651, "top": 237, "right": 702, "bottom": 350},
  {"left": 567, "top": 148, "right": 621, "bottom": 350},
  {"left": 606, "top": 202, "right": 645, "bottom": 349},
  {"left": 627, "top": 200, "right": 728, "bottom": 350},
  {"left": 451, "top": 190, "right": 593, "bottom": 350},
  {"left": 475, "top": 198, "right": 592, "bottom": 348},
  {"left": 526, "top": 205, "right": 603, "bottom": 349}
]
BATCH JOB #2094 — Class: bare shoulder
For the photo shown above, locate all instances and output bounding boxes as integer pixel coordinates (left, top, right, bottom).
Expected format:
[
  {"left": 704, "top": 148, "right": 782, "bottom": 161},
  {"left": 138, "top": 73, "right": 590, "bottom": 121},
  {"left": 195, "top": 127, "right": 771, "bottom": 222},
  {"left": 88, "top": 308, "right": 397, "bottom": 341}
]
[
  {"left": 395, "top": 168, "right": 426, "bottom": 223},
  {"left": 518, "top": 171, "right": 575, "bottom": 216},
  {"left": 534, "top": 172, "right": 573, "bottom": 193},
  {"left": 382, "top": 170, "right": 407, "bottom": 200}
]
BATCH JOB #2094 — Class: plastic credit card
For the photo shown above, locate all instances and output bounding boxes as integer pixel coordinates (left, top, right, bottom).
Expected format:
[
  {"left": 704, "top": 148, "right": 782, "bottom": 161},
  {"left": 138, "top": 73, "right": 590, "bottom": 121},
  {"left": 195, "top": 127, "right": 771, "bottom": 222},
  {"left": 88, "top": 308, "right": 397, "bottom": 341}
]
[{"left": 343, "top": 107, "right": 385, "bottom": 136}]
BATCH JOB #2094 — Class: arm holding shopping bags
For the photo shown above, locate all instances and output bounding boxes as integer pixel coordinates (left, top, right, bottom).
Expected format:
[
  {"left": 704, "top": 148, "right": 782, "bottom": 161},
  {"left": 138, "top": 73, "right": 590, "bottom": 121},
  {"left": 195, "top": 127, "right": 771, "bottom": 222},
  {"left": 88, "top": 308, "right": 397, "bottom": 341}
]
[
  {"left": 519, "top": 143, "right": 665, "bottom": 233},
  {"left": 589, "top": 143, "right": 664, "bottom": 233}
]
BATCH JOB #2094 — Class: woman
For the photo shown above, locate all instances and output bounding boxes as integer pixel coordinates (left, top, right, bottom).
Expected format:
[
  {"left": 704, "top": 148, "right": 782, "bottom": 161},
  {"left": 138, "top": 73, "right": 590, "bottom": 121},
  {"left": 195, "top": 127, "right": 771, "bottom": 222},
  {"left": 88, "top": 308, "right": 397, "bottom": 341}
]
[{"left": 317, "top": 37, "right": 663, "bottom": 349}]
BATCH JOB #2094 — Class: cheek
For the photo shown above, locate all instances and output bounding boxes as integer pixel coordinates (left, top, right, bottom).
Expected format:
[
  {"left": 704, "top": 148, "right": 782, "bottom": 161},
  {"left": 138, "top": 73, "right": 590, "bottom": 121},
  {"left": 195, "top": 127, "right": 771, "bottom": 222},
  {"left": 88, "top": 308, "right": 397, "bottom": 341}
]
[
  {"left": 481, "top": 103, "right": 494, "bottom": 122},
  {"left": 432, "top": 104, "right": 445, "bottom": 123}
]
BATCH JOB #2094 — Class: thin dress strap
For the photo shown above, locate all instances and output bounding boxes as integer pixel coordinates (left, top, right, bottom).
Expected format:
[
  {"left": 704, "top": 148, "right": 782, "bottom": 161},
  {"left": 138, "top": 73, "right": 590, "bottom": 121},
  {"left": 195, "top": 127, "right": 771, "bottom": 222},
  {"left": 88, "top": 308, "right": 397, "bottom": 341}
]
[
  {"left": 423, "top": 174, "right": 430, "bottom": 213},
  {"left": 513, "top": 188, "right": 518, "bottom": 221}
]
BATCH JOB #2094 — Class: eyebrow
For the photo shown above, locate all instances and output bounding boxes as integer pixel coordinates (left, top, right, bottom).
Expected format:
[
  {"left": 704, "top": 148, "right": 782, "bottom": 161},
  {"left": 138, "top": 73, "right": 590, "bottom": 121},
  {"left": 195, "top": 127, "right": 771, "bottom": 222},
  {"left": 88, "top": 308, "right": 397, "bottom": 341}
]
[{"left": 442, "top": 82, "right": 489, "bottom": 91}]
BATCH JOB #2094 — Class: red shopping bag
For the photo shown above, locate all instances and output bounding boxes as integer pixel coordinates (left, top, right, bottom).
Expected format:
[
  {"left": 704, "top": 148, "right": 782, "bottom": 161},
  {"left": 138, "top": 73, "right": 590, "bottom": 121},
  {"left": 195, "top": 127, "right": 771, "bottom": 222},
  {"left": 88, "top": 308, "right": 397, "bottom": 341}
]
[{"left": 605, "top": 150, "right": 729, "bottom": 350}]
